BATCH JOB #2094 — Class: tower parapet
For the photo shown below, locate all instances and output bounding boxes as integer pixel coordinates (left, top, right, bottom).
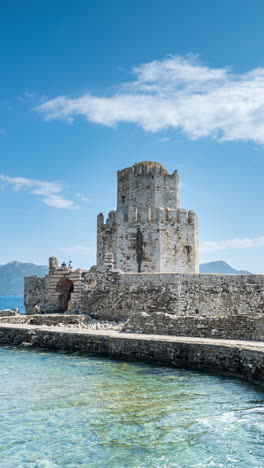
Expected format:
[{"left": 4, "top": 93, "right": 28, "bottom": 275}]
[
  {"left": 97, "top": 161, "right": 198, "bottom": 273},
  {"left": 117, "top": 161, "right": 179, "bottom": 211}
]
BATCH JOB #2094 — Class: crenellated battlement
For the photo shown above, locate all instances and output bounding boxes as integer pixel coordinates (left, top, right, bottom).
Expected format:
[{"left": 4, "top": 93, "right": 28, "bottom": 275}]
[
  {"left": 98, "top": 207, "right": 197, "bottom": 229},
  {"left": 97, "top": 161, "right": 198, "bottom": 273},
  {"left": 118, "top": 162, "right": 178, "bottom": 178}
]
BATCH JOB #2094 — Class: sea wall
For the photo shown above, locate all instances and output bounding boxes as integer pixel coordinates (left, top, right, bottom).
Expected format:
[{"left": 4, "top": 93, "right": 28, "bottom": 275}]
[{"left": 0, "top": 324, "right": 263, "bottom": 383}]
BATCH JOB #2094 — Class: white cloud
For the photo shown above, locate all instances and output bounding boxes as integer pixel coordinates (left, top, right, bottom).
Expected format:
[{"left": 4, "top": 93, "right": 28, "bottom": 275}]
[
  {"left": 59, "top": 245, "right": 96, "bottom": 255},
  {"left": 0, "top": 174, "right": 79, "bottom": 209},
  {"left": 200, "top": 237, "right": 264, "bottom": 253},
  {"left": 43, "top": 195, "right": 78, "bottom": 209},
  {"left": 36, "top": 54, "right": 264, "bottom": 143},
  {"left": 75, "top": 193, "right": 93, "bottom": 202}
]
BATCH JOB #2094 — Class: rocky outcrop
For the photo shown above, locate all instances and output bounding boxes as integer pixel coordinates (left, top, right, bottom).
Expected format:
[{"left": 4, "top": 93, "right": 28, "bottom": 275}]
[
  {"left": 0, "top": 313, "right": 123, "bottom": 330},
  {"left": 0, "top": 308, "right": 19, "bottom": 316}
]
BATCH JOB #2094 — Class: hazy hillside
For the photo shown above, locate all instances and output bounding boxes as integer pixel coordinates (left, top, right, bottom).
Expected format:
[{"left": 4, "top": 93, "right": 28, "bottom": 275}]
[
  {"left": 199, "top": 261, "right": 252, "bottom": 275},
  {"left": 0, "top": 261, "right": 48, "bottom": 295},
  {"left": 0, "top": 260, "right": 252, "bottom": 296}
]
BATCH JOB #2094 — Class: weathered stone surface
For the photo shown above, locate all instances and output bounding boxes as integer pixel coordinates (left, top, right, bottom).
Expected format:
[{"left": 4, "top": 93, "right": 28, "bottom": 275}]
[
  {"left": 25, "top": 269, "right": 264, "bottom": 332},
  {"left": 0, "top": 309, "right": 19, "bottom": 316},
  {"left": 82, "top": 271, "right": 264, "bottom": 321},
  {"left": 122, "top": 311, "right": 264, "bottom": 341},
  {"left": 24, "top": 268, "right": 86, "bottom": 314},
  {"left": 0, "top": 314, "right": 122, "bottom": 330},
  {"left": 24, "top": 276, "right": 46, "bottom": 314},
  {"left": 0, "top": 324, "right": 263, "bottom": 383},
  {"left": 97, "top": 162, "right": 198, "bottom": 273}
]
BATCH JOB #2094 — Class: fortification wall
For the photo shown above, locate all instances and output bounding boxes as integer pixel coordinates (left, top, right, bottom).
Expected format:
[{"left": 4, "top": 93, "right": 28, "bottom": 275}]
[
  {"left": 81, "top": 271, "right": 264, "bottom": 322},
  {"left": 25, "top": 270, "right": 264, "bottom": 341}
]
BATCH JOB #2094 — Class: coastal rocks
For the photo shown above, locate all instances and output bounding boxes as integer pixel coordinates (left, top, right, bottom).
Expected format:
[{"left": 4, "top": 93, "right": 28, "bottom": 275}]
[
  {"left": 0, "top": 313, "right": 123, "bottom": 331},
  {"left": 0, "top": 308, "right": 19, "bottom": 316}
]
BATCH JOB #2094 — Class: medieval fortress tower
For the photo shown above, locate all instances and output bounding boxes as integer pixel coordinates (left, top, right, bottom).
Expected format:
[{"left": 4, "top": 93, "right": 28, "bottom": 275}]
[{"left": 97, "top": 161, "right": 198, "bottom": 274}]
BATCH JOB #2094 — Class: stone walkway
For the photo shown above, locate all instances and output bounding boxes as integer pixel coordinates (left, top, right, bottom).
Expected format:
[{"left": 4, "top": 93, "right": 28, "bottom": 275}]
[{"left": 0, "top": 322, "right": 264, "bottom": 352}]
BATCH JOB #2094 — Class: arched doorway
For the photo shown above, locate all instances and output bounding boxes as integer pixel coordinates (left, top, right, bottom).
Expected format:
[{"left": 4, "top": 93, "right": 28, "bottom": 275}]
[{"left": 56, "top": 278, "right": 74, "bottom": 312}]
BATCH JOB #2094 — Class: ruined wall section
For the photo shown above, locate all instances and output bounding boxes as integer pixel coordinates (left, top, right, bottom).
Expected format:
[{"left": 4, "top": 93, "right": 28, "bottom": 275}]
[
  {"left": 24, "top": 276, "right": 47, "bottom": 314},
  {"left": 97, "top": 211, "right": 118, "bottom": 269},
  {"left": 24, "top": 267, "right": 87, "bottom": 314}
]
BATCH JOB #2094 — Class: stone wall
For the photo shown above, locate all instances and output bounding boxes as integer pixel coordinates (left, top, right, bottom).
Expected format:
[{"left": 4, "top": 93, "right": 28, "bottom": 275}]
[
  {"left": 0, "top": 324, "right": 263, "bottom": 383},
  {"left": 24, "top": 267, "right": 87, "bottom": 314},
  {"left": 25, "top": 269, "right": 264, "bottom": 341},
  {"left": 81, "top": 271, "right": 264, "bottom": 321},
  {"left": 122, "top": 312, "right": 264, "bottom": 341}
]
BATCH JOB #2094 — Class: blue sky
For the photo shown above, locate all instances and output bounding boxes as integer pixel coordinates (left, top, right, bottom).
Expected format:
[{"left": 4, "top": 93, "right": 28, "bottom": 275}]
[{"left": 1, "top": 0, "right": 264, "bottom": 273}]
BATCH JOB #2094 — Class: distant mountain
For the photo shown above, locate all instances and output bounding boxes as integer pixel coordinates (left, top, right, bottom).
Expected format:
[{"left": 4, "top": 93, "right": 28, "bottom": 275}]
[
  {"left": 199, "top": 261, "right": 252, "bottom": 275},
  {"left": 0, "top": 260, "right": 252, "bottom": 296},
  {"left": 0, "top": 261, "right": 48, "bottom": 295}
]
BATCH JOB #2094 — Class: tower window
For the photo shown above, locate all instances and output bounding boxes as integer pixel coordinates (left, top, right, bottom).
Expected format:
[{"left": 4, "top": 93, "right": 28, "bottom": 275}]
[{"left": 122, "top": 196, "right": 125, "bottom": 204}]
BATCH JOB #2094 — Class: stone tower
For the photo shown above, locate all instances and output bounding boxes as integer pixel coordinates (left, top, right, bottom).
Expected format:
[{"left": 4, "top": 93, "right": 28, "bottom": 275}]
[{"left": 97, "top": 161, "right": 199, "bottom": 273}]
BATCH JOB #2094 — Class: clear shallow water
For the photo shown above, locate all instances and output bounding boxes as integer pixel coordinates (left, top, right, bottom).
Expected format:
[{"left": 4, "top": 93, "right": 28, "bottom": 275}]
[
  {"left": 0, "top": 295, "right": 25, "bottom": 313},
  {"left": 0, "top": 347, "right": 263, "bottom": 467}
]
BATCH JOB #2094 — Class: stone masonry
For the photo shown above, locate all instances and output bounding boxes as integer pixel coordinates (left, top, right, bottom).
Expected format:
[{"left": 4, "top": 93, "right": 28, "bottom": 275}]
[
  {"left": 97, "top": 161, "right": 199, "bottom": 273},
  {"left": 23, "top": 161, "right": 264, "bottom": 342},
  {"left": 25, "top": 268, "right": 264, "bottom": 331},
  {"left": 24, "top": 257, "right": 86, "bottom": 314},
  {"left": 0, "top": 325, "right": 264, "bottom": 383}
]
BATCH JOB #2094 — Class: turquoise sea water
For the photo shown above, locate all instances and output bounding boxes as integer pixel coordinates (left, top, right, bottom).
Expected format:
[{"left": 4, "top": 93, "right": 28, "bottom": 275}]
[
  {"left": 0, "top": 296, "right": 264, "bottom": 466},
  {"left": 0, "top": 346, "right": 264, "bottom": 468},
  {"left": 0, "top": 295, "right": 25, "bottom": 313}
]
